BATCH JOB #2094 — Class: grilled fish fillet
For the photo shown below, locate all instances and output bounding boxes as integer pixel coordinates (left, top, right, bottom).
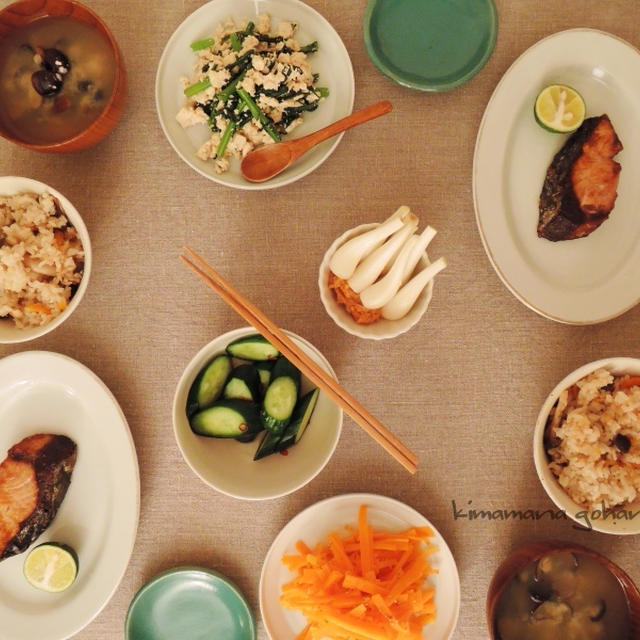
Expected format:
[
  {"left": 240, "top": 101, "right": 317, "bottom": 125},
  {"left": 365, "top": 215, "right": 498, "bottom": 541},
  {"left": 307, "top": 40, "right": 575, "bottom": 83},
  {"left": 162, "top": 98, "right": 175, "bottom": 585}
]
[
  {"left": 0, "top": 434, "right": 76, "bottom": 561},
  {"left": 538, "top": 114, "right": 623, "bottom": 241}
]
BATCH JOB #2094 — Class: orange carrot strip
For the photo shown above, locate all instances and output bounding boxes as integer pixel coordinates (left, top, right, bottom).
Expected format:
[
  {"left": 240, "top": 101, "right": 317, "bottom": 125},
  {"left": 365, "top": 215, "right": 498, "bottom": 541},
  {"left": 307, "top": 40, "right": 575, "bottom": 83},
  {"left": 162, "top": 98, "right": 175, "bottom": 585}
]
[
  {"left": 328, "top": 532, "right": 354, "bottom": 572},
  {"left": 371, "top": 592, "right": 394, "bottom": 618},
  {"left": 342, "top": 573, "right": 386, "bottom": 595},
  {"left": 25, "top": 303, "right": 51, "bottom": 315},
  {"left": 296, "top": 540, "right": 312, "bottom": 555},
  {"left": 617, "top": 375, "right": 640, "bottom": 389},
  {"left": 295, "top": 624, "right": 313, "bottom": 640},
  {"left": 358, "top": 504, "right": 374, "bottom": 579},
  {"left": 386, "top": 555, "right": 428, "bottom": 604},
  {"left": 325, "top": 612, "right": 391, "bottom": 640}
]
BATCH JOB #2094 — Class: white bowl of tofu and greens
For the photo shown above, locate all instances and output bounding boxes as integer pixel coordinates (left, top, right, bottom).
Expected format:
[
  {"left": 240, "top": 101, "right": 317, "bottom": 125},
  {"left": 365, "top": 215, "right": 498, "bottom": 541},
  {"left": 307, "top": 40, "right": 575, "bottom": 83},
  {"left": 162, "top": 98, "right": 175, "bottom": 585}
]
[
  {"left": 155, "top": 0, "right": 354, "bottom": 189},
  {"left": 172, "top": 327, "right": 343, "bottom": 500}
]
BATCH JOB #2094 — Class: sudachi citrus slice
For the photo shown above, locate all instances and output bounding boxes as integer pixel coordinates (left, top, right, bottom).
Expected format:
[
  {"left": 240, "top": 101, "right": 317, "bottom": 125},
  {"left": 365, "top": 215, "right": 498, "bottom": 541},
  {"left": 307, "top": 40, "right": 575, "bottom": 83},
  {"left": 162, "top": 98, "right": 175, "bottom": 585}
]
[
  {"left": 534, "top": 84, "right": 586, "bottom": 133},
  {"left": 23, "top": 542, "right": 78, "bottom": 593}
]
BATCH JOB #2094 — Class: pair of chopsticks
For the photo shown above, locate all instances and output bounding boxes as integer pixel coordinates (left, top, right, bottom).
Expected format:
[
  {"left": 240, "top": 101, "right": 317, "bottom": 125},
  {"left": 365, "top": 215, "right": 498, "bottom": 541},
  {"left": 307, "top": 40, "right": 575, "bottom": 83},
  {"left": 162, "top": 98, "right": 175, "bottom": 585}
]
[{"left": 180, "top": 247, "right": 418, "bottom": 474}]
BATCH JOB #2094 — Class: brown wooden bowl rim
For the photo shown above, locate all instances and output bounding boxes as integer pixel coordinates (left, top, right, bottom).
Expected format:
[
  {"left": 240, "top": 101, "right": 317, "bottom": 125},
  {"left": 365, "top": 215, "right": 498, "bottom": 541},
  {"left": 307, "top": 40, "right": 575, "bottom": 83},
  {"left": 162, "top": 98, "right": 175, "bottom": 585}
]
[
  {"left": 486, "top": 539, "right": 640, "bottom": 639},
  {"left": 0, "top": 0, "right": 126, "bottom": 151}
]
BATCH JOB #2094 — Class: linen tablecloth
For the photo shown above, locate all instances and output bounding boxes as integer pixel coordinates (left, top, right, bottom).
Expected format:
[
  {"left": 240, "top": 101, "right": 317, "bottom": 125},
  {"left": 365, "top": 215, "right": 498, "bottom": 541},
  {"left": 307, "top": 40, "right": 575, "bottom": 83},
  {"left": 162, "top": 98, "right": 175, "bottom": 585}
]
[{"left": 1, "top": 1, "right": 639, "bottom": 638}]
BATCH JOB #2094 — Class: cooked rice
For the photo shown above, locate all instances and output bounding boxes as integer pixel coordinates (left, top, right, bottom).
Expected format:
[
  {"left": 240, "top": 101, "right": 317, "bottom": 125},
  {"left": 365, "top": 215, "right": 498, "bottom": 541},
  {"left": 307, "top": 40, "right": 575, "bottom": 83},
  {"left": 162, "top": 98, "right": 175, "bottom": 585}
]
[
  {"left": 0, "top": 191, "right": 84, "bottom": 329},
  {"left": 546, "top": 368, "right": 640, "bottom": 509}
]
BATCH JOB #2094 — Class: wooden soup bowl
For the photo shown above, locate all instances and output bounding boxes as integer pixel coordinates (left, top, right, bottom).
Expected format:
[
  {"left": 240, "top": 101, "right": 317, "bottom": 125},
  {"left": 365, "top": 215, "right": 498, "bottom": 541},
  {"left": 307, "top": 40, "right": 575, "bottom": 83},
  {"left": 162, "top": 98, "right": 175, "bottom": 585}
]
[
  {"left": 486, "top": 540, "right": 640, "bottom": 639},
  {"left": 0, "top": 0, "right": 126, "bottom": 152}
]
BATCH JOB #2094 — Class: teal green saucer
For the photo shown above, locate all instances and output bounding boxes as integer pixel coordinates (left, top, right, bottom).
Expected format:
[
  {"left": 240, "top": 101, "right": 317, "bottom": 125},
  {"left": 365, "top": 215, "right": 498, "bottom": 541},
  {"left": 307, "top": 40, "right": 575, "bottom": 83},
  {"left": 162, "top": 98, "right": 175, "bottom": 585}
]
[
  {"left": 125, "top": 567, "right": 256, "bottom": 640},
  {"left": 363, "top": 0, "right": 498, "bottom": 92}
]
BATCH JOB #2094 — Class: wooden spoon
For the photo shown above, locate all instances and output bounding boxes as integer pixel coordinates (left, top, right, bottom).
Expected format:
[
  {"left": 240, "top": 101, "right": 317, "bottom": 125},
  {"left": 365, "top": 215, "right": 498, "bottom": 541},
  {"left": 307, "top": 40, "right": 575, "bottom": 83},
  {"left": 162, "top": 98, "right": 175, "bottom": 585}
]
[{"left": 240, "top": 100, "right": 392, "bottom": 182}]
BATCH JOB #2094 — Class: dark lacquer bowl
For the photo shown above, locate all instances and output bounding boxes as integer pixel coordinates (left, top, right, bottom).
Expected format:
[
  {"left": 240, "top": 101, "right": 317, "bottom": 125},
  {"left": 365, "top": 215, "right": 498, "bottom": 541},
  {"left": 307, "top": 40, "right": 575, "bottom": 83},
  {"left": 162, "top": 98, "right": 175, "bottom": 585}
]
[
  {"left": 486, "top": 541, "right": 640, "bottom": 640},
  {"left": 0, "top": 0, "right": 126, "bottom": 152}
]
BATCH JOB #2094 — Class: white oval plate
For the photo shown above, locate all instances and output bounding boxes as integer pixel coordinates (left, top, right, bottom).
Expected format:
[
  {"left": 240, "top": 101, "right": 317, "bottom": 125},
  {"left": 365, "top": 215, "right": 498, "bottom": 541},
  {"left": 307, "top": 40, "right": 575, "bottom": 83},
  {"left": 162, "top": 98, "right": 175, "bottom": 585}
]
[
  {"left": 0, "top": 351, "right": 139, "bottom": 640},
  {"left": 260, "top": 493, "right": 460, "bottom": 639},
  {"left": 156, "top": 0, "right": 355, "bottom": 190},
  {"left": 473, "top": 29, "right": 640, "bottom": 324},
  {"left": 173, "top": 327, "right": 343, "bottom": 501}
]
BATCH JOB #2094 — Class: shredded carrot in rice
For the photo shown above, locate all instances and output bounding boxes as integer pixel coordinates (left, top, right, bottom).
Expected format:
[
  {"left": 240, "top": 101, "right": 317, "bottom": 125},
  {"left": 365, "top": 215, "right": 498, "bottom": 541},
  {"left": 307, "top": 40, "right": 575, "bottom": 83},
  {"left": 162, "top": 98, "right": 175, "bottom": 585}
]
[
  {"left": 25, "top": 303, "right": 51, "bottom": 315},
  {"left": 280, "top": 504, "right": 438, "bottom": 640},
  {"left": 328, "top": 272, "right": 382, "bottom": 325}
]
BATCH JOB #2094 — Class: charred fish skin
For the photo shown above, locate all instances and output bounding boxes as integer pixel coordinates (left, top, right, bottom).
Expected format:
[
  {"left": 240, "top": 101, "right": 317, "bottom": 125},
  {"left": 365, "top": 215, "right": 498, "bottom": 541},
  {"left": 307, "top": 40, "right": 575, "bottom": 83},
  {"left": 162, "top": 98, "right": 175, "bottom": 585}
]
[
  {"left": 537, "top": 114, "right": 622, "bottom": 242},
  {"left": 0, "top": 434, "right": 77, "bottom": 561}
]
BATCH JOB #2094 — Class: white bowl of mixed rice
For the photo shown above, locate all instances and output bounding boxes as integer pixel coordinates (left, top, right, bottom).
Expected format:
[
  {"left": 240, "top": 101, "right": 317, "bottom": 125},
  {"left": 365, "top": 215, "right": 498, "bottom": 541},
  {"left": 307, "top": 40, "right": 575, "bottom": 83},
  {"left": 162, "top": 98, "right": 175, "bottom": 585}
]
[
  {"left": 533, "top": 358, "right": 640, "bottom": 535},
  {"left": 0, "top": 176, "right": 91, "bottom": 343}
]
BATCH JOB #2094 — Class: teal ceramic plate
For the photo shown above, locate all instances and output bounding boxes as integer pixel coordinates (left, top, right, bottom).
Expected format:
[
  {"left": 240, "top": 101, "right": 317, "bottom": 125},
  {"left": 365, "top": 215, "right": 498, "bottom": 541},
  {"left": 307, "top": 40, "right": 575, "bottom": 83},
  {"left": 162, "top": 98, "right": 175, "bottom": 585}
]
[
  {"left": 363, "top": 0, "right": 498, "bottom": 92},
  {"left": 125, "top": 567, "right": 256, "bottom": 640}
]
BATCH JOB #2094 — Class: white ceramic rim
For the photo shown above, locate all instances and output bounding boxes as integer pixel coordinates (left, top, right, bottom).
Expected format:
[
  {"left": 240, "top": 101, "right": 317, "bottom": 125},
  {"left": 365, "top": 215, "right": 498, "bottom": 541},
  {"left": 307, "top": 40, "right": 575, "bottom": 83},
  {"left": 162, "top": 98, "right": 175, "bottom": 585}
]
[
  {"left": 259, "top": 492, "right": 461, "bottom": 639},
  {"left": 0, "top": 350, "right": 140, "bottom": 640},
  {"left": 172, "top": 326, "right": 343, "bottom": 500},
  {"left": 155, "top": 0, "right": 355, "bottom": 190},
  {"left": 473, "top": 29, "right": 640, "bottom": 324},
  {"left": 0, "top": 176, "right": 92, "bottom": 343},
  {"left": 533, "top": 357, "right": 640, "bottom": 535},
  {"left": 318, "top": 222, "right": 434, "bottom": 340}
]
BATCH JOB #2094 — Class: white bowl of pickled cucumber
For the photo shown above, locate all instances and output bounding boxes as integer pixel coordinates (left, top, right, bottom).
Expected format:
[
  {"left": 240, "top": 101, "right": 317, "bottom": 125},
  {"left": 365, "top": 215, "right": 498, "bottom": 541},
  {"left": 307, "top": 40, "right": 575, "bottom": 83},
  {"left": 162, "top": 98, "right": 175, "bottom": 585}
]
[{"left": 172, "top": 327, "right": 343, "bottom": 500}]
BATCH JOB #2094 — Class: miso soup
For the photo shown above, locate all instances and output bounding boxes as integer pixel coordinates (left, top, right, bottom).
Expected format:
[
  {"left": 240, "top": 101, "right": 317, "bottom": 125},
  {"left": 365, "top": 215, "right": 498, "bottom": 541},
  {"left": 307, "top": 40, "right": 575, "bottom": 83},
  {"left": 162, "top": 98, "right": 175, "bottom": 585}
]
[
  {"left": 494, "top": 551, "right": 631, "bottom": 640},
  {"left": 0, "top": 16, "right": 116, "bottom": 144}
]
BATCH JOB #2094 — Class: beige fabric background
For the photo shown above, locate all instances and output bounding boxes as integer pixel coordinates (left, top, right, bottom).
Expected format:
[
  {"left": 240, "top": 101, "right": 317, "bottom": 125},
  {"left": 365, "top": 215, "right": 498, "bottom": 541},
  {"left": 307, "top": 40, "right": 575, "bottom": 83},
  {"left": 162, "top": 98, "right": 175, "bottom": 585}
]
[{"left": 1, "top": 0, "right": 640, "bottom": 638}]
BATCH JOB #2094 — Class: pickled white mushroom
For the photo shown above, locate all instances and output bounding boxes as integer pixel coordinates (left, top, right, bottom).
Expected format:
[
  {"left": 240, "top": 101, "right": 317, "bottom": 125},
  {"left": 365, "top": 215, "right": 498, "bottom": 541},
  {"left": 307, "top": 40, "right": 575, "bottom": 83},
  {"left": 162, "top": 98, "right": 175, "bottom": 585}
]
[
  {"left": 347, "top": 215, "right": 418, "bottom": 293},
  {"left": 359, "top": 235, "right": 418, "bottom": 309},
  {"left": 328, "top": 206, "right": 411, "bottom": 279},
  {"left": 400, "top": 225, "right": 437, "bottom": 282},
  {"left": 381, "top": 257, "right": 447, "bottom": 320}
]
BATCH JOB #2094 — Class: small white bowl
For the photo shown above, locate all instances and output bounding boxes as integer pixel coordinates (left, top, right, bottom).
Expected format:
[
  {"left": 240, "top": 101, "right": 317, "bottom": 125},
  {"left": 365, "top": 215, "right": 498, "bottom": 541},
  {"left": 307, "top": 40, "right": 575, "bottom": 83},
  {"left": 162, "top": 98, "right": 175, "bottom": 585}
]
[
  {"left": 0, "top": 176, "right": 91, "bottom": 344},
  {"left": 533, "top": 357, "right": 640, "bottom": 535},
  {"left": 318, "top": 223, "right": 434, "bottom": 340},
  {"left": 155, "top": 0, "right": 355, "bottom": 190},
  {"left": 172, "top": 327, "right": 343, "bottom": 500}
]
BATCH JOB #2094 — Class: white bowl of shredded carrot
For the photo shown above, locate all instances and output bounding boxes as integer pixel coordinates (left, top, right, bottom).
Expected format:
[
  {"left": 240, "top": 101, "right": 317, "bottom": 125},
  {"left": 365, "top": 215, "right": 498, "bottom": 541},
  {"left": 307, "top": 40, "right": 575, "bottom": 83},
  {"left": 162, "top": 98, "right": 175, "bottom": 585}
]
[
  {"left": 260, "top": 493, "right": 460, "bottom": 639},
  {"left": 319, "top": 223, "right": 436, "bottom": 340}
]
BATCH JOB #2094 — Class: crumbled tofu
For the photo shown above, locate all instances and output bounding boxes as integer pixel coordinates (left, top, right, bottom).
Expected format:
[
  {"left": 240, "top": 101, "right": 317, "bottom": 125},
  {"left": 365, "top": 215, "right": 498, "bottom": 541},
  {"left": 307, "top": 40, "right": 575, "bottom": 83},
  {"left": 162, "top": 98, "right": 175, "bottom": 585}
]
[
  {"left": 176, "top": 105, "right": 208, "bottom": 128},
  {"left": 257, "top": 14, "right": 270, "bottom": 34},
  {"left": 277, "top": 21, "right": 295, "bottom": 39},
  {"left": 228, "top": 132, "right": 252, "bottom": 158},
  {"left": 177, "top": 13, "right": 327, "bottom": 174},
  {"left": 196, "top": 136, "right": 220, "bottom": 160}
]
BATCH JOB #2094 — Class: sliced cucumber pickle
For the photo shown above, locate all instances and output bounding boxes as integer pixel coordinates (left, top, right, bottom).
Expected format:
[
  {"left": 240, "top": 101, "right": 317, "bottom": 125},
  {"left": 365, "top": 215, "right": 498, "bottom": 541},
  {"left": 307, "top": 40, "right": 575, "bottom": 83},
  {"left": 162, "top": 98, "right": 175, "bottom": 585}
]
[
  {"left": 225, "top": 334, "right": 279, "bottom": 361},
  {"left": 186, "top": 353, "right": 232, "bottom": 416},
  {"left": 223, "top": 364, "right": 261, "bottom": 402},
  {"left": 261, "top": 356, "right": 301, "bottom": 433},
  {"left": 253, "top": 429, "right": 282, "bottom": 460},
  {"left": 277, "top": 387, "right": 320, "bottom": 451},
  {"left": 190, "top": 399, "right": 262, "bottom": 438}
]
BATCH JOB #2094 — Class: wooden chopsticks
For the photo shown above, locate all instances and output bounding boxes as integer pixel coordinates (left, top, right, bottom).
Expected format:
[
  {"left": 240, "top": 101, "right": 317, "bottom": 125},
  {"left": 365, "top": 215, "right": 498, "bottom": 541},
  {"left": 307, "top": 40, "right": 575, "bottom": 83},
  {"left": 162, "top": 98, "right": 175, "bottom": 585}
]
[{"left": 180, "top": 247, "right": 418, "bottom": 474}]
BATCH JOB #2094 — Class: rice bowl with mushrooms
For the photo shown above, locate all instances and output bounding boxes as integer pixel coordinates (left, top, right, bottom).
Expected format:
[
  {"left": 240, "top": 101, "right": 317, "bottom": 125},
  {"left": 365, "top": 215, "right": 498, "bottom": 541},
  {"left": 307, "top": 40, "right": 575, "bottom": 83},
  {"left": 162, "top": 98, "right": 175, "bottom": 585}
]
[
  {"left": 0, "top": 190, "right": 84, "bottom": 329},
  {"left": 544, "top": 368, "right": 640, "bottom": 510}
]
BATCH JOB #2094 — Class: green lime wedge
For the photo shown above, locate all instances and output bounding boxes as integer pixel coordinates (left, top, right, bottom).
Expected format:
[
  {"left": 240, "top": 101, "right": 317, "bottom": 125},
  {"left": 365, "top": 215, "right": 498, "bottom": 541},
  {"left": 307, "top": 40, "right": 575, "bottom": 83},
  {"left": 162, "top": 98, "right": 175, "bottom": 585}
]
[
  {"left": 23, "top": 542, "right": 78, "bottom": 593},
  {"left": 534, "top": 84, "right": 586, "bottom": 133}
]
